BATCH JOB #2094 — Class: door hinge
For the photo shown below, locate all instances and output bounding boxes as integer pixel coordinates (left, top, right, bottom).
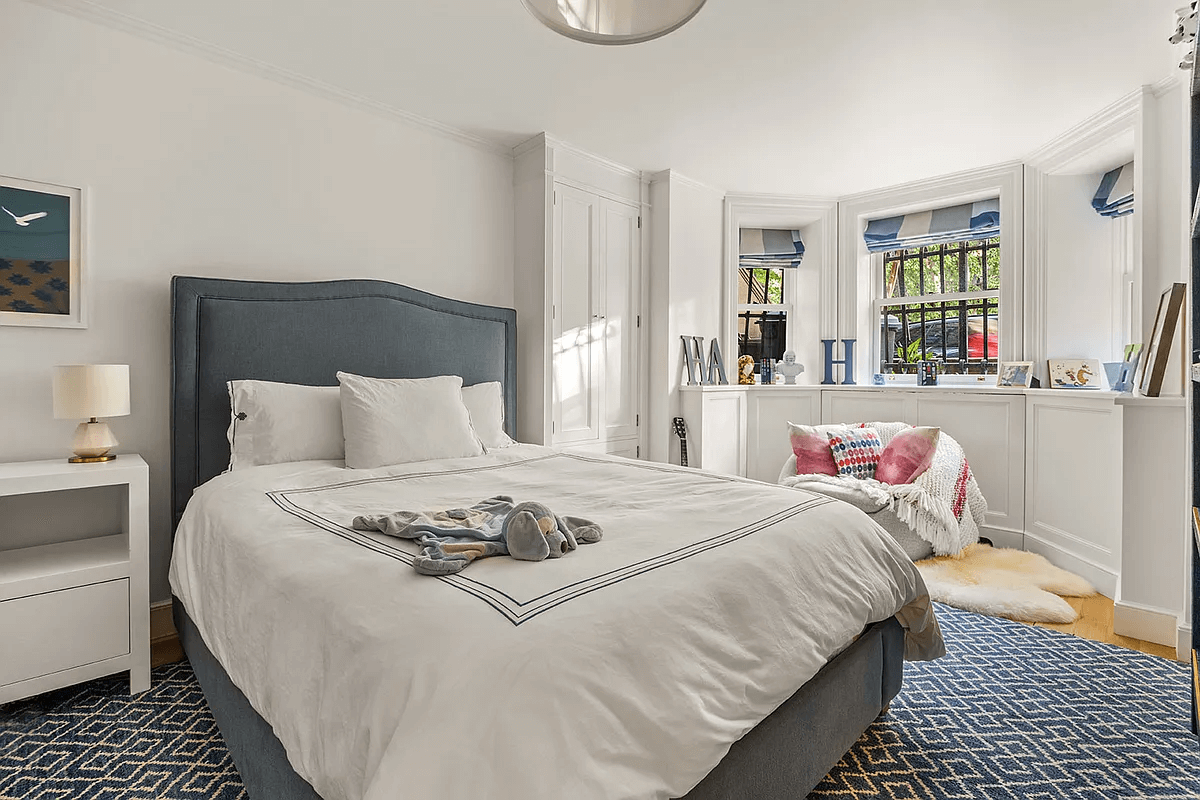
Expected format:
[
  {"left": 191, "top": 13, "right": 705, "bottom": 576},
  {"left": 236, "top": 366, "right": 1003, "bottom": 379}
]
[
  {"left": 553, "top": 190, "right": 557, "bottom": 204},
  {"left": 636, "top": 445, "right": 640, "bottom": 458},
  {"left": 636, "top": 314, "right": 641, "bottom": 328},
  {"left": 637, "top": 216, "right": 641, "bottom": 229}
]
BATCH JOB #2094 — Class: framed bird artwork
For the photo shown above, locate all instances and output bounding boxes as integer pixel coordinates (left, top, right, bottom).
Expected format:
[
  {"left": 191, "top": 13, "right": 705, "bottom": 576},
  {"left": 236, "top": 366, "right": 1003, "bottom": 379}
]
[{"left": 0, "top": 175, "right": 85, "bottom": 328}]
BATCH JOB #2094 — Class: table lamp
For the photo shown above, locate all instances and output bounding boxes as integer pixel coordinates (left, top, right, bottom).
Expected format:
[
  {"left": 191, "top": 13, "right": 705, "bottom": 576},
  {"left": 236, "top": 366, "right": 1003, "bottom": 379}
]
[{"left": 53, "top": 364, "right": 130, "bottom": 463}]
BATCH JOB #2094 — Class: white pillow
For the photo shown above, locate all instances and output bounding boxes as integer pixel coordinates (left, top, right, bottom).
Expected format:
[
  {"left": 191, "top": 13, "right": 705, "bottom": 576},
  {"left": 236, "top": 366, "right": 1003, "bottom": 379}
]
[
  {"left": 461, "top": 382, "right": 517, "bottom": 450},
  {"left": 337, "top": 372, "right": 484, "bottom": 469},
  {"left": 226, "top": 380, "right": 344, "bottom": 470}
]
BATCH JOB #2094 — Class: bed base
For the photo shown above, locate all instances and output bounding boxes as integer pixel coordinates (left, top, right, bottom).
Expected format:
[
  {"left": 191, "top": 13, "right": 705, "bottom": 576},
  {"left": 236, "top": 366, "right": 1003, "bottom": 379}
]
[{"left": 174, "top": 599, "right": 902, "bottom": 800}]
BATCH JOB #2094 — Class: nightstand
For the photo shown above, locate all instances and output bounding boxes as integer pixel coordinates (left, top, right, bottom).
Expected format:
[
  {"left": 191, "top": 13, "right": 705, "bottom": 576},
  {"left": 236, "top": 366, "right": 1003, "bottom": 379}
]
[{"left": 0, "top": 455, "right": 150, "bottom": 704}]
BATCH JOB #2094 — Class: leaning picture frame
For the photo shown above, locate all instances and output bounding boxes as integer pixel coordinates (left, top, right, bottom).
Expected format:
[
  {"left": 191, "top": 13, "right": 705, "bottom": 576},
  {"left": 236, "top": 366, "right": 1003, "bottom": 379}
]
[
  {"left": 995, "top": 361, "right": 1033, "bottom": 388},
  {"left": 0, "top": 175, "right": 86, "bottom": 328},
  {"left": 1139, "top": 283, "right": 1186, "bottom": 397}
]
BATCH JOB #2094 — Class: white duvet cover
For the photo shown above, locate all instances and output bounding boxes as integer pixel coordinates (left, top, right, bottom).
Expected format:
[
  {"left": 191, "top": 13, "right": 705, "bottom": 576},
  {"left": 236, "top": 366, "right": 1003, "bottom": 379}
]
[{"left": 169, "top": 445, "right": 943, "bottom": 800}]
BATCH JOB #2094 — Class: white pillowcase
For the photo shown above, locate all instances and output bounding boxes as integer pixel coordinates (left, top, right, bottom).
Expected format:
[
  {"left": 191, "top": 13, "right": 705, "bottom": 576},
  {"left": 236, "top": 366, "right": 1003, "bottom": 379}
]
[
  {"left": 461, "top": 381, "right": 517, "bottom": 450},
  {"left": 337, "top": 372, "right": 484, "bottom": 469},
  {"left": 226, "top": 380, "right": 345, "bottom": 470}
]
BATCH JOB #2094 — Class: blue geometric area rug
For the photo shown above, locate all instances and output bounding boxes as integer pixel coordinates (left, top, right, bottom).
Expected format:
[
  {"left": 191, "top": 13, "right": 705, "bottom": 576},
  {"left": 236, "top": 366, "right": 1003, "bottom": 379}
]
[
  {"left": 813, "top": 604, "right": 1200, "bottom": 799},
  {"left": 0, "top": 662, "right": 247, "bottom": 799},
  {"left": 1, "top": 605, "right": 1197, "bottom": 800}
]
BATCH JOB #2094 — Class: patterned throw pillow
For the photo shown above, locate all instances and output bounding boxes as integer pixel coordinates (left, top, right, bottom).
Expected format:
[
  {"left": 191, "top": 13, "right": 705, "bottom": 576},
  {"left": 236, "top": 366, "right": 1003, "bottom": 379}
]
[
  {"left": 876, "top": 426, "right": 940, "bottom": 485},
  {"left": 787, "top": 422, "right": 838, "bottom": 476},
  {"left": 825, "top": 426, "right": 883, "bottom": 480}
]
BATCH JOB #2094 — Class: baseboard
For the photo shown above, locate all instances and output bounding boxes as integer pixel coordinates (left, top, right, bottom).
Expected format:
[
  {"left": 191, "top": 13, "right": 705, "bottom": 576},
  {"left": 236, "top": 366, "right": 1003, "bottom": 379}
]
[
  {"left": 1021, "top": 531, "right": 1118, "bottom": 598},
  {"left": 1112, "top": 600, "right": 1180, "bottom": 649},
  {"left": 150, "top": 599, "right": 184, "bottom": 667},
  {"left": 150, "top": 599, "right": 178, "bottom": 645},
  {"left": 980, "top": 525, "right": 1023, "bottom": 550},
  {"left": 1180, "top": 625, "right": 1193, "bottom": 663}
]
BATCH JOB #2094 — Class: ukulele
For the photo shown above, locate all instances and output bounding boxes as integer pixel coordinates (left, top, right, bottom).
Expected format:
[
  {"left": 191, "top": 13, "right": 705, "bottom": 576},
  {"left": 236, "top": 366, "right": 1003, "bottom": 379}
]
[{"left": 672, "top": 417, "right": 689, "bottom": 467}]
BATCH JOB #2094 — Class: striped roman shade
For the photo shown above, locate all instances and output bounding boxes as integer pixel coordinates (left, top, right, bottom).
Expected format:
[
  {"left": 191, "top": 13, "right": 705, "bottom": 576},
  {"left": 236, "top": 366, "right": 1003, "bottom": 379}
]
[
  {"left": 1092, "top": 162, "right": 1134, "bottom": 218},
  {"left": 863, "top": 199, "right": 1000, "bottom": 253},
  {"left": 739, "top": 228, "right": 804, "bottom": 268}
]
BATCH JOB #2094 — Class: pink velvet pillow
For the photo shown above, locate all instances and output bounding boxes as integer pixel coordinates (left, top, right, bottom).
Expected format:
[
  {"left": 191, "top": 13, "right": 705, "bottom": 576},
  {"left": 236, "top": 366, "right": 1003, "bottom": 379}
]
[
  {"left": 875, "top": 426, "right": 940, "bottom": 485},
  {"left": 788, "top": 422, "right": 837, "bottom": 476}
]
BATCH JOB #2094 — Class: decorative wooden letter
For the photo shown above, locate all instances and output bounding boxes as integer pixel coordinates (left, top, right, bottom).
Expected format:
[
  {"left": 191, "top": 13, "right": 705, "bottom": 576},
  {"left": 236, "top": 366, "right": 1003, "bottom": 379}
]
[
  {"left": 681, "top": 336, "right": 707, "bottom": 385},
  {"left": 821, "top": 339, "right": 857, "bottom": 385},
  {"left": 707, "top": 339, "right": 728, "bottom": 385}
]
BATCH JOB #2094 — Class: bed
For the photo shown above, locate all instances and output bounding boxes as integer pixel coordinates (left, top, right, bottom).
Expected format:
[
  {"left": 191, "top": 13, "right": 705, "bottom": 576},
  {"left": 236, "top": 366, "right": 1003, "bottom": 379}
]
[{"left": 168, "top": 276, "right": 943, "bottom": 800}]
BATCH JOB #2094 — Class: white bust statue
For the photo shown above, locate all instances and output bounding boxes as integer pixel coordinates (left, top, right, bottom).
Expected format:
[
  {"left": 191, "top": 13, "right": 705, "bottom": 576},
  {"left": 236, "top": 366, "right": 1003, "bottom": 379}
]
[{"left": 775, "top": 350, "right": 805, "bottom": 384}]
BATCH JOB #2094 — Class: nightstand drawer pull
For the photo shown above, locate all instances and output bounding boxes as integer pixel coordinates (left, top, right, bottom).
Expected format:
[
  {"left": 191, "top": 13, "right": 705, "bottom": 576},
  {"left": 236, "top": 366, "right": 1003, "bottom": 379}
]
[{"left": 0, "top": 579, "right": 130, "bottom": 687}]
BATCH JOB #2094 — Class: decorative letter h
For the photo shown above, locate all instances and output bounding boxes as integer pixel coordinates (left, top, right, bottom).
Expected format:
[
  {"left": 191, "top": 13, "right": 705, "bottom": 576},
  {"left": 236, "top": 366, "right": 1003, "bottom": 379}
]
[{"left": 821, "top": 339, "right": 856, "bottom": 385}]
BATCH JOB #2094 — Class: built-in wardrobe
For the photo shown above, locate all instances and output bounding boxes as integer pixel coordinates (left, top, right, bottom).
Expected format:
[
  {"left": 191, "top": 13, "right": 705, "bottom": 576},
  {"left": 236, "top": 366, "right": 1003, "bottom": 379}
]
[{"left": 513, "top": 134, "right": 645, "bottom": 459}]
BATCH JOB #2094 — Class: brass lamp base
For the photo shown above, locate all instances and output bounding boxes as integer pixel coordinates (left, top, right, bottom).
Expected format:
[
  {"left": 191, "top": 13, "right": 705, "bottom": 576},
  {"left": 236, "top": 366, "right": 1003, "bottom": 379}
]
[{"left": 68, "top": 454, "right": 118, "bottom": 464}]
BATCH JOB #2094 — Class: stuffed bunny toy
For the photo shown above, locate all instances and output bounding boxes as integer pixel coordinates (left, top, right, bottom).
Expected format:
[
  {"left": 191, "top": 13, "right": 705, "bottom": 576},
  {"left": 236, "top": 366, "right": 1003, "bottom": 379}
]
[{"left": 503, "top": 501, "right": 603, "bottom": 562}]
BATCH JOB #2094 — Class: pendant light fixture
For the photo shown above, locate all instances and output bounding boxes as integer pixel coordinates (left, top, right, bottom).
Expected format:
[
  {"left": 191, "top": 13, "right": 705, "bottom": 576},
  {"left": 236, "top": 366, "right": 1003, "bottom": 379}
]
[{"left": 521, "top": 0, "right": 708, "bottom": 45}]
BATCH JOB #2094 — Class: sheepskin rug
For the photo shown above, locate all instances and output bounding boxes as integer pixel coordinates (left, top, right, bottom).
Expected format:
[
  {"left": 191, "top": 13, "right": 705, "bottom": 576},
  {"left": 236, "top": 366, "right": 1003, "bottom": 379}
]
[{"left": 915, "top": 544, "right": 1095, "bottom": 623}]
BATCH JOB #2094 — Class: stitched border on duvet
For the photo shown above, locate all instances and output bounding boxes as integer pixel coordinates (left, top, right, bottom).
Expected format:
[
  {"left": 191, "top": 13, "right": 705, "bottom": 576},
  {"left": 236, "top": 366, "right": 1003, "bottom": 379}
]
[{"left": 266, "top": 453, "right": 834, "bottom": 626}]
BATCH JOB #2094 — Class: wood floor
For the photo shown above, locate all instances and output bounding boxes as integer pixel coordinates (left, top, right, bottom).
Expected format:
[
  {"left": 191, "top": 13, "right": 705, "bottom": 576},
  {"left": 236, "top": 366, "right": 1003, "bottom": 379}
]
[{"left": 1030, "top": 593, "right": 1177, "bottom": 660}]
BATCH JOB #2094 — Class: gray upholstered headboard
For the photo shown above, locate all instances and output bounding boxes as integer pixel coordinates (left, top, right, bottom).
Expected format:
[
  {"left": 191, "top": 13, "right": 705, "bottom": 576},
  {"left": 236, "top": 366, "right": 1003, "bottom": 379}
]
[{"left": 170, "top": 276, "right": 517, "bottom": 530}]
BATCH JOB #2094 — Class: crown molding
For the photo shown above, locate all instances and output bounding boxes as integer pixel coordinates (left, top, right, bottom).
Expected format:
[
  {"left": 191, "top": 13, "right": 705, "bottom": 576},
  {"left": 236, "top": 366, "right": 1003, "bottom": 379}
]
[
  {"left": 25, "top": 0, "right": 513, "bottom": 158},
  {"left": 643, "top": 169, "right": 723, "bottom": 196},
  {"left": 837, "top": 160, "right": 1024, "bottom": 210},
  {"left": 1024, "top": 88, "right": 1142, "bottom": 169},
  {"left": 1150, "top": 72, "right": 1184, "bottom": 97},
  {"left": 724, "top": 191, "right": 837, "bottom": 208}
]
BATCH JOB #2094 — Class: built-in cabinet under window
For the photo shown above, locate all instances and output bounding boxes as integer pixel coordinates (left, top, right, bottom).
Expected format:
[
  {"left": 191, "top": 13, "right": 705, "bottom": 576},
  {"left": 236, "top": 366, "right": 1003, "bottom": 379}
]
[{"left": 552, "top": 184, "right": 641, "bottom": 456}]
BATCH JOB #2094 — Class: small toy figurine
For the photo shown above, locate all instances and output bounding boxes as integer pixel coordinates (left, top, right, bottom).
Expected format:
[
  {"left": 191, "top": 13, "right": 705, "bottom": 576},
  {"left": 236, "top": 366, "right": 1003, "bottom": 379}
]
[
  {"left": 737, "top": 355, "right": 755, "bottom": 385},
  {"left": 775, "top": 350, "right": 805, "bottom": 385}
]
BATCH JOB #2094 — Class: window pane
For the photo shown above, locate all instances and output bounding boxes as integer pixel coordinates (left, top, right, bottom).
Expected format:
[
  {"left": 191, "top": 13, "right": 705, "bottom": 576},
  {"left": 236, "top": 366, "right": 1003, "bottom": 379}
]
[
  {"left": 737, "top": 310, "right": 787, "bottom": 373},
  {"left": 880, "top": 237, "right": 999, "bottom": 298},
  {"left": 879, "top": 300, "right": 998, "bottom": 376},
  {"left": 738, "top": 268, "right": 785, "bottom": 305}
]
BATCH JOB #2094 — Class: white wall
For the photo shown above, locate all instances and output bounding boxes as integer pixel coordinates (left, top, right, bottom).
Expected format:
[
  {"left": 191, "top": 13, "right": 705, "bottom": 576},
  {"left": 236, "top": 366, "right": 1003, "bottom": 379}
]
[
  {"left": 1043, "top": 172, "right": 1121, "bottom": 363},
  {"left": 646, "top": 172, "right": 724, "bottom": 463},
  {"left": 0, "top": 1, "right": 515, "bottom": 602}
]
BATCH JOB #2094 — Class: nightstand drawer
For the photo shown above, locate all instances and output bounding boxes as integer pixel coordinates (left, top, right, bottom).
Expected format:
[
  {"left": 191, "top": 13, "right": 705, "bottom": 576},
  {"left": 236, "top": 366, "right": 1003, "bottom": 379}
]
[{"left": 0, "top": 579, "right": 130, "bottom": 686}]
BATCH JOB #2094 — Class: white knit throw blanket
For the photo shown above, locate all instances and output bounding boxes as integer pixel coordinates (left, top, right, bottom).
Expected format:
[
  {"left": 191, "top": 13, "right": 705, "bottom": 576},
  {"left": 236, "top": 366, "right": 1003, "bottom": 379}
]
[{"left": 779, "top": 422, "right": 987, "bottom": 556}]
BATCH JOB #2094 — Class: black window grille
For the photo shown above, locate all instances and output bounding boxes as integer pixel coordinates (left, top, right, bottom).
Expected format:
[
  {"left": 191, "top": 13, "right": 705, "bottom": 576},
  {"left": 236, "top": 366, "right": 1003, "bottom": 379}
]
[
  {"left": 737, "top": 268, "right": 787, "bottom": 372},
  {"left": 880, "top": 238, "right": 1000, "bottom": 375}
]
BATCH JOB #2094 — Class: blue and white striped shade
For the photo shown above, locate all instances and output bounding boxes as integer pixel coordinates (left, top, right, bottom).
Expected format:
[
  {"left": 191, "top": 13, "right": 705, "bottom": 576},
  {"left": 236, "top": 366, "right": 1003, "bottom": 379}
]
[
  {"left": 863, "top": 199, "right": 1000, "bottom": 253},
  {"left": 739, "top": 228, "right": 804, "bottom": 269},
  {"left": 1092, "top": 162, "right": 1134, "bottom": 218}
]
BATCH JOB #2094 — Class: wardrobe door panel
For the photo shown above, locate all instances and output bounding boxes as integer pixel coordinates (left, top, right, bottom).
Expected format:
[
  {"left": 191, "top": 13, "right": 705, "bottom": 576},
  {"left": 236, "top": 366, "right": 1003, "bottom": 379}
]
[
  {"left": 602, "top": 199, "right": 641, "bottom": 442},
  {"left": 553, "top": 185, "right": 601, "bottom": 444}
]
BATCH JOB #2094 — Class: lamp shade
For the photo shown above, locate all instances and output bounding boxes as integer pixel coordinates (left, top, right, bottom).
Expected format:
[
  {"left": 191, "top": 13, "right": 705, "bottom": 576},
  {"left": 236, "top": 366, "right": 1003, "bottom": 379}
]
[
  {"left": 53, "top": 364, "right": 130, "bottom": 419},
  {"left": 521, "top": 0, "right": 707, "bottom": 44}
]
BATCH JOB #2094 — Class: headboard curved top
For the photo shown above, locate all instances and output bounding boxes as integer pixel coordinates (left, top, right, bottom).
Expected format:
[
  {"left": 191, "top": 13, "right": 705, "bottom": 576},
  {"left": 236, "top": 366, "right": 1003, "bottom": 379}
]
[{"left": 171, "top": 276, "right": 517, "bottom": 530}]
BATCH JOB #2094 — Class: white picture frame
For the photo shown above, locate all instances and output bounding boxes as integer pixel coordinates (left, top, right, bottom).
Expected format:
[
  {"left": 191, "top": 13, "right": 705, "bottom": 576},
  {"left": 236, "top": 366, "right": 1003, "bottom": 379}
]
[
  {"left": 0, "top": 175, "right": 86, "bottom": 328},
  {"left": 1047, "top": 358, "right": 1104, "bottom": 389},
  {"left": 995, "top": 361, "right": 1033, "bottom": 388}
]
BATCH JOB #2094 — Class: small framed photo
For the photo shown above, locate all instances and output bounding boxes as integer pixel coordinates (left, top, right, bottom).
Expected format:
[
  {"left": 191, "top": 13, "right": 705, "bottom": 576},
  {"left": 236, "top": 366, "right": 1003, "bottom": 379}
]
[
  {"left": 0, "top": 175, "right": 85, "bottom": 328},
  {"left": 1139, "top": 283, "right": 1186, "bottom": 397},
  {"left": 996, "top": 361, "right": 1033, "bottom": 388},
  {"left": 1047, "top": 358, "right": 1103, "bottom": 389}
]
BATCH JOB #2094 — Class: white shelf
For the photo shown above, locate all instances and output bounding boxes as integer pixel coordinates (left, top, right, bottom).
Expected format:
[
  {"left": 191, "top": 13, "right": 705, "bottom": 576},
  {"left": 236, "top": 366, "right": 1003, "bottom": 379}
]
[
  {"left": 0, "top": 455, "right": 148, "bottom": 497},
  {"left": 0, "top": 534, "right": 129, "bottom": 602}
]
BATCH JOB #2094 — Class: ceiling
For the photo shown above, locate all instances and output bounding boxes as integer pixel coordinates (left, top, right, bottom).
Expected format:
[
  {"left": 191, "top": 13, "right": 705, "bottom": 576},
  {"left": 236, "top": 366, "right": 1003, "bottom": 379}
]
[{"left": 54, "top": 0, "right": 1186, "bottom": 196}]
